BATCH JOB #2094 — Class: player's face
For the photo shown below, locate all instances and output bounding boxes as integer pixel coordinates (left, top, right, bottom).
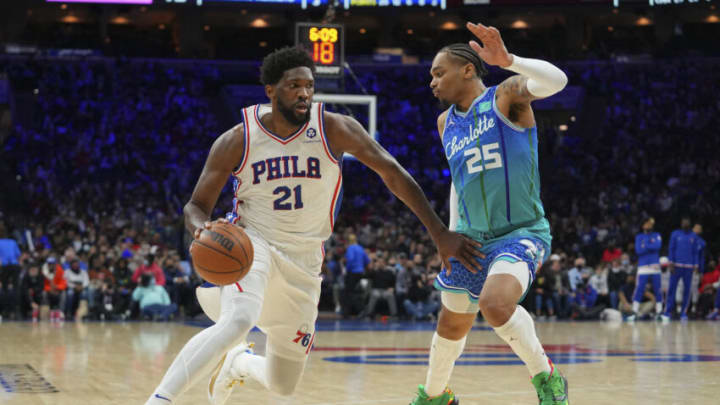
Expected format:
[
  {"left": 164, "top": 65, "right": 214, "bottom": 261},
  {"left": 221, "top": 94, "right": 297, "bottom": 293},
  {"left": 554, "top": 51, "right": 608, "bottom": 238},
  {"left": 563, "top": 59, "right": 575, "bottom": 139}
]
[
  {"left": 272, "top": 67, "right": 314, "bottom": 126},
  {"left": 430, "top": 52, "right": 469, "bottom": 106},
  {"left": 642, "top": 219, "right": 654, "bottom": 231}
]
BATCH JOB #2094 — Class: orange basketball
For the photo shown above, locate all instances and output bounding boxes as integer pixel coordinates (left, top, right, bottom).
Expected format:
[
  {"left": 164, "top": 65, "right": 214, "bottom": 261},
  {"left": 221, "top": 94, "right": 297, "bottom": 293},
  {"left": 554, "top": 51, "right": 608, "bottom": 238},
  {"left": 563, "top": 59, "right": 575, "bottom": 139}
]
[{"left": 190, "top": 222, "right": 254, "bottom": 285}]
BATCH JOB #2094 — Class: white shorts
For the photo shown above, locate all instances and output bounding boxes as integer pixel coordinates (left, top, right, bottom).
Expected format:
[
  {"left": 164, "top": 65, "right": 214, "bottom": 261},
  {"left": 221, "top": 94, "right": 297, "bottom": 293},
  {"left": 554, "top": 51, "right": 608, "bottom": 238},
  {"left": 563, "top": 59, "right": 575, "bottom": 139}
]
[{"left": 202, "top": 227, "right": 323, "bottom": 361}]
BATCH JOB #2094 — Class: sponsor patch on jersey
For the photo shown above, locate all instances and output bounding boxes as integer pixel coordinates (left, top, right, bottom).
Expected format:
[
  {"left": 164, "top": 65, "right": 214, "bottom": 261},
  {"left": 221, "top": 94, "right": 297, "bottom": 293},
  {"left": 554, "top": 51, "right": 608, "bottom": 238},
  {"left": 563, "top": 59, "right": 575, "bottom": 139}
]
[
  {"left": 306, "top": 128, "right": 317, "bottom": 138},
  {"left": 478, "top": 101, "right": 491, "bottom": 113}
]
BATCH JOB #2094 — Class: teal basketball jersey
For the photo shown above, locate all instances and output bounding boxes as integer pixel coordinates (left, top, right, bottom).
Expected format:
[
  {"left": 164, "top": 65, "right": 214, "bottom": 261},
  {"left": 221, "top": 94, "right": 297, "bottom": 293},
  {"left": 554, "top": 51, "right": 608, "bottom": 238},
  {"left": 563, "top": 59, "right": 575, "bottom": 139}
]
[{"left": 441, "top": 86, "right": 551, "bottom": 247}]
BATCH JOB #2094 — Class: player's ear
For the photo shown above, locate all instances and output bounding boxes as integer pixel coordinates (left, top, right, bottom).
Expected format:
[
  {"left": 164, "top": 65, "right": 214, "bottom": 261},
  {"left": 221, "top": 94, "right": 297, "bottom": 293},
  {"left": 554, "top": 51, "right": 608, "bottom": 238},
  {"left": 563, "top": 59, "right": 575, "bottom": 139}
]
[
  {"left": 463, "top": 63, "right": 475, "bottom": 80},
  {"left": 265, "top": 84, "right": 275, "bottom": 101}
]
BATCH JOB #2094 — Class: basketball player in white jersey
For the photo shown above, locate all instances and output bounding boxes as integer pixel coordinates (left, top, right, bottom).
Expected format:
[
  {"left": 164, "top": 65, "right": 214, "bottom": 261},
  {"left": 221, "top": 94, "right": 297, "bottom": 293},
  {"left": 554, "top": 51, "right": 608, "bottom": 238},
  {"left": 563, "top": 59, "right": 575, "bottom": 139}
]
[{"left": 144, "top": 47, "right": 483, "bottom": 405}]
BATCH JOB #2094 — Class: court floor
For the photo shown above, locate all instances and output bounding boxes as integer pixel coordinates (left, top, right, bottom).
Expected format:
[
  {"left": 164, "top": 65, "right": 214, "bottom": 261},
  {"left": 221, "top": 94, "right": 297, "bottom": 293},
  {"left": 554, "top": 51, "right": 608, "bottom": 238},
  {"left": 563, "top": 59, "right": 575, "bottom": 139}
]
[{"left": 1, "top": 319, "right": 719, "bottom": 405}]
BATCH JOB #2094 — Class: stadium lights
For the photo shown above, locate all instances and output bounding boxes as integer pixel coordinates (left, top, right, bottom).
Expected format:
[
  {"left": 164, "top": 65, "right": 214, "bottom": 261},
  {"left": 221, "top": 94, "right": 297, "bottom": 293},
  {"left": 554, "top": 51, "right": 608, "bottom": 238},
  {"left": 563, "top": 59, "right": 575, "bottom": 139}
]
[
  {"left": 61, "top": 14, "right": 80, "bottom": 23},
  {"left": 511, "top": 20, "right": 529, "bottom": 29},
  {"left": 440, "top": 21, "right": 459, "bottom": 30},
  {"left": 707, "top": 14, "right": 719, "bottom": 22},
  {"left": 636, "top": 17, "right": 652, "bottom": 26},
  {"left": 111, "top": 16, "right": 130, "bottom": 24},
  {"left": 359, "top": 27, "right": 367, "bottom": 34},
  {"left": 250, "top": 18, "right": 269, "bottom": 28}
]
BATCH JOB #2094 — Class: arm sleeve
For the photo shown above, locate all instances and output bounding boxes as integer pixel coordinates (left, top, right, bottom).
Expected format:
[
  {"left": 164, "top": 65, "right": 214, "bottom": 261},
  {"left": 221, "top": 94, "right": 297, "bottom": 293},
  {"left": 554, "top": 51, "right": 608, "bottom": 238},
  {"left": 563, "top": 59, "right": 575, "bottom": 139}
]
[
  {"left": 449, "top": 183, "right": 459, "bottom": 231},
  {"left": 506, "top": 55, "right": 569, "bottom": 98}
]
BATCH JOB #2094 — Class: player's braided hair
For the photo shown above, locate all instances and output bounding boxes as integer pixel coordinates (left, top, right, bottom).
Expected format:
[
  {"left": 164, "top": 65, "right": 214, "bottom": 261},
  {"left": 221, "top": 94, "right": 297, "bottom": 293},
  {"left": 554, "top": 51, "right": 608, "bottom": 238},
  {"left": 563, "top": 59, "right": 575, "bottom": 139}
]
[
  {"left": 440, "top": 43, "right": 489, "bottom": 78},
  {"left": 260, "top": 46, "right": 316, "bottom": 85}
]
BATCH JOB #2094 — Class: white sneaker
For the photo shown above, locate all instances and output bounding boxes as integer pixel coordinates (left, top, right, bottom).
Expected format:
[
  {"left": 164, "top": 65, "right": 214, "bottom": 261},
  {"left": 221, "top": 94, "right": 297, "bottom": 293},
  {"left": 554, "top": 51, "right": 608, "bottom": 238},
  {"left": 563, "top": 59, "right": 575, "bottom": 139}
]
[
  {"left": 660, "top": 314, "right": 670, "bottom": 324},
  {"left": 208, "top": 342, "right": 254, "bottom": 405},
  {"left": 625, "top": 315, "right": 636, "bottom": 323}
]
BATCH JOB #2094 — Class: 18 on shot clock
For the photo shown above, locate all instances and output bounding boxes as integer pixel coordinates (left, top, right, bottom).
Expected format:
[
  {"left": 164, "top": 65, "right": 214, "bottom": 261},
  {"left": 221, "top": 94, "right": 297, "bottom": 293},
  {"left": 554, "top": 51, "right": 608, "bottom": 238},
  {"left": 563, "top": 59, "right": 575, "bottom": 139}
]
[{"left": 295, "top": 23, "right": 345, "bottom": 78}]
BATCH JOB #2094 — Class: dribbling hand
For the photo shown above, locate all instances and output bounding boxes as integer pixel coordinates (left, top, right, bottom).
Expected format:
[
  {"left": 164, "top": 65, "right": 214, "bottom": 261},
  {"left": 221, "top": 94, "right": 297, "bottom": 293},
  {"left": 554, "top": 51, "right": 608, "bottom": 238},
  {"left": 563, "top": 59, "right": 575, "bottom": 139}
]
[{"left": 193, "top": 218, "right": 230, "bottom": 240}]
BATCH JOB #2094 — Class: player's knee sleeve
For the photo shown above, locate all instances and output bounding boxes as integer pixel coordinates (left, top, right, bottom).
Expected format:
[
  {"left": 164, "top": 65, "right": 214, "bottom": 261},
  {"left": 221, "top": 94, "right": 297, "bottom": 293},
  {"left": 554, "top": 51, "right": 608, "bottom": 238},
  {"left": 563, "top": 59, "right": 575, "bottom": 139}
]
[
  {"left": 441, "top": 291, "right": 479, "bottom": 314},
  {"left": 487, "top": 260, "right": 531, "bottom": 294}
]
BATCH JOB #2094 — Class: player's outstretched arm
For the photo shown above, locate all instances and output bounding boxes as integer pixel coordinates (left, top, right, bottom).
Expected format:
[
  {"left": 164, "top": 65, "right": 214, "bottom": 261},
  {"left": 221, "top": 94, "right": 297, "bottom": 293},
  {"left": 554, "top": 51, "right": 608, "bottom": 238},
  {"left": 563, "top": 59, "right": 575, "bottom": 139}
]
[
  {"left": 466, "top": 22, "right": 567, "bottom": 120},
  {"left": 184, "top": 124, "right": 245, "bottom": 238},
  {"left": 324, "top": 112, "right": 484, "bottom": 272}
]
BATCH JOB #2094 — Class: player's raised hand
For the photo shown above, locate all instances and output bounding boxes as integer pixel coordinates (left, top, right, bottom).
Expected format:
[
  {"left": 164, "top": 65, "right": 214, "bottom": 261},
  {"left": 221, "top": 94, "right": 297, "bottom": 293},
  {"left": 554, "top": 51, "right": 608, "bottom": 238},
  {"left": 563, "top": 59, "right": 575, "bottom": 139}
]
[
  {"left": 193, "top": 217, "right": 230, "bottom": 240},
  {"left": 466, "top": 22, "right": 513, "bottom": 68},
  {"left": 434, "top": 230, "right": 485, "bottom": 275}
]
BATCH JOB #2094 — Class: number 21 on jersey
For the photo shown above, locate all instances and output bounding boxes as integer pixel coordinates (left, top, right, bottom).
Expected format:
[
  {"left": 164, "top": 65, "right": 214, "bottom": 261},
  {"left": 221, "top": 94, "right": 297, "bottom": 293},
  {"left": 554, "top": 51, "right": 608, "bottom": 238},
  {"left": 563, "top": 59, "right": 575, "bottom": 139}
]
[{"left": 464, "top": 142, "right": 503, "bottom": 174}]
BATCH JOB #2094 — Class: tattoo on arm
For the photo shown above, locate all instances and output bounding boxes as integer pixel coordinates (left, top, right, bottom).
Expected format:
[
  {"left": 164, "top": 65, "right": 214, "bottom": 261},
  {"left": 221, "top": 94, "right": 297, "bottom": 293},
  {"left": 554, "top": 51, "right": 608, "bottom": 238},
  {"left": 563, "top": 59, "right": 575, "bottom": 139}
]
[{"left": 499, "top": 75, "right": 534, "bottom": 103}]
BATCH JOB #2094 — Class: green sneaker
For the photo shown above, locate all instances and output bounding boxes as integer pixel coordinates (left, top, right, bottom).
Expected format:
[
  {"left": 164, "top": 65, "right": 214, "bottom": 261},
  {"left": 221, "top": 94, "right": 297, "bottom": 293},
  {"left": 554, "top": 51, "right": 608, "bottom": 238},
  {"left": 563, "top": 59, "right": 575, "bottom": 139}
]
[
  {"left": 531, "top": 365, "right": 569, "bottom": 405},
  {"left": 409, "top": 385, "right": 459, "bottom": 405}
]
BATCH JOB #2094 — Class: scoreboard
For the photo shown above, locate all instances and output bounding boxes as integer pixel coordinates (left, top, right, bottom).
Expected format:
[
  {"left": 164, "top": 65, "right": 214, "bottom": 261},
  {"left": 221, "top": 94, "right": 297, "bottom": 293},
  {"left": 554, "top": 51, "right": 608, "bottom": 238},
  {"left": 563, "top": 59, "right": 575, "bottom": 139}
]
[{"left": 295, "top": 23, "right": 345, "bottom": 78}]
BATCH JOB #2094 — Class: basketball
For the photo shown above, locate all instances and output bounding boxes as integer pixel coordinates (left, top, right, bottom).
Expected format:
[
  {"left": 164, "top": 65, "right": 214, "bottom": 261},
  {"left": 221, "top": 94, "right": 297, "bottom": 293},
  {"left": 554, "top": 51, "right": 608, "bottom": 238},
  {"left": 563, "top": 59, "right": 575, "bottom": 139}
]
[{"left": 190, "top": 222, "right": 254, "bottom": 285}]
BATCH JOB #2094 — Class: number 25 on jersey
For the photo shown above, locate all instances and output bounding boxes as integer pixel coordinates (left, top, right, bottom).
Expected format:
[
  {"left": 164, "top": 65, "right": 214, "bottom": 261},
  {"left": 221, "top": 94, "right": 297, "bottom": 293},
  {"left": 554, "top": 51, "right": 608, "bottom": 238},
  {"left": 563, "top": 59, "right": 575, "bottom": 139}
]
[{"left": 464, "top": 142, "right": 503, "bottom": 174}]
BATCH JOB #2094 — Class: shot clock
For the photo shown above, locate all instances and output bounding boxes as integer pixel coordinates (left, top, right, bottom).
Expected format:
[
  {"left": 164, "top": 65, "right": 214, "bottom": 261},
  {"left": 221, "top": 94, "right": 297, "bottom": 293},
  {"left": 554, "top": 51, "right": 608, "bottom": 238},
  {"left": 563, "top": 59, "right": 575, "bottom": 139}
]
[{"left": 295, "top": 23, "right": 345, "bottom": 78}]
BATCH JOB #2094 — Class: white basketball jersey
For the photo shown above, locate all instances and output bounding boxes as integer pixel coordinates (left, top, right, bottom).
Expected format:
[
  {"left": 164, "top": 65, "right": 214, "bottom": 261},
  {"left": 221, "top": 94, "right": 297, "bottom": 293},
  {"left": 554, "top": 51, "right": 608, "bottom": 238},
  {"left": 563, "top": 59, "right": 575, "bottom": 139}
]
[{"left": 226, "top": 102, "right": 342, "bottom": 252}]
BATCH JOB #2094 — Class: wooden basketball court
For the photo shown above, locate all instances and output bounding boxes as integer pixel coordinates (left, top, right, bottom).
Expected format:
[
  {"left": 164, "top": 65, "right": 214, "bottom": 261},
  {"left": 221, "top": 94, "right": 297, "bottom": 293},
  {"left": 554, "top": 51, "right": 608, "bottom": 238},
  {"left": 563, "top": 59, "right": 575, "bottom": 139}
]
[{"left": 1, "top": 319, "right": 719, "bottom": 404}]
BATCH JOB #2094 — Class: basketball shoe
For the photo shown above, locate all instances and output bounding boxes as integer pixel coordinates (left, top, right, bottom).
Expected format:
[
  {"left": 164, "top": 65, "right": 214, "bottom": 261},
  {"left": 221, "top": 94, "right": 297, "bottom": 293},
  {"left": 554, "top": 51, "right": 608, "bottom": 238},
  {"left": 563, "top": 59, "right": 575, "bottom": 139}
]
[
  {"left": 409, "top": 385, "right": 459, "bottom": 405},
  {"left": 208, "top": 342, "right": 254, "bottom": 405},
  {"left": 531, "top": 361, "right": 569, "bottom": 405}
]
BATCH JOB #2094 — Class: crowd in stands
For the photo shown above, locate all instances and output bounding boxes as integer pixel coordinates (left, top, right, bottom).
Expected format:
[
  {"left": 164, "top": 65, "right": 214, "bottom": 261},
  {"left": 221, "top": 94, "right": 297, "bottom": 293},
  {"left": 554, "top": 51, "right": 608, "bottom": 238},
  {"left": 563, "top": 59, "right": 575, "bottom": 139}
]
[{"left": 0, "top": 55, "right": 718, "bottom": 323}]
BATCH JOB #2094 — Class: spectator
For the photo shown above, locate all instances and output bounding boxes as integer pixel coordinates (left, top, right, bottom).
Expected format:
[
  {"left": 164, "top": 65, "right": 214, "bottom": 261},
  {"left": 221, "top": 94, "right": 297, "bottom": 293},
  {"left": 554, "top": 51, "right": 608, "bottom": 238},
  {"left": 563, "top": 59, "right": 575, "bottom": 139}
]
[
  {"left": 342, "top": 234, "right": 369, "bottom": 317},
  {"left": 590, "top": 264, "right": 610, "bottom": 307},
  {"left": 403, "top": 273, "right": 439, "bottom": 321},
  {"left": 112, "top": 257, "right": 135, "bottom": 319},
  {"left": 534, "top": 261, "right": 556, "bottom": 319},
  {"left": 132, "top": 254, "right": 166, "bottom": 287},
  {"left": 324, "top": 251, "right": 343, "bottom": 314},
  {"left": 359, "top": 257, "right": 397, "bottom": 319},
  {"left": 64, "top": 259, "right": 90, "bottom": 321},
  {"left": 163, "top": 252, "right": 191, "bottom": 315},
  {"left": 567, "top": 257, "right": 590, "bottom": 293},
  {"left": 132, "top": 273, "right": 177, "bottom": 321},
  {"left": 699, "top": 260, "right": 720, "bottom": 318},
  {"left": 393, "top": 253, "right": 410, "bottom": 317},
  {"left": 43, "top": 258, "right": 67, "bottom": 321},
  {"left": 19, "top": 261, "right": 45, "bottom": 321},
  {"left": 548, "top": 258, "right": 571, "bottom": 318},
  {"left": 607, "top": 259, "right": 627, "bottom": 309},
  {"left": 0, "top": 224, "right": 22, "bottom": 319},
  {"left": 602, "top": 240, "right": 622, "bottom": 263},
  {"left": 88, "top": 255, "right": 114, "bottom": 316}
]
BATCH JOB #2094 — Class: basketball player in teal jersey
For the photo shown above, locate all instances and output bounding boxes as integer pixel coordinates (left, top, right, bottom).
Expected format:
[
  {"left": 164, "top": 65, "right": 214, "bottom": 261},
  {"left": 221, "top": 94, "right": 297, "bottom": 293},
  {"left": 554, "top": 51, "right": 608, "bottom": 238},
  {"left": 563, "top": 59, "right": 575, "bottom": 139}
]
[{"left": 409, "top": 23, "right": 569, "bottom": 404}]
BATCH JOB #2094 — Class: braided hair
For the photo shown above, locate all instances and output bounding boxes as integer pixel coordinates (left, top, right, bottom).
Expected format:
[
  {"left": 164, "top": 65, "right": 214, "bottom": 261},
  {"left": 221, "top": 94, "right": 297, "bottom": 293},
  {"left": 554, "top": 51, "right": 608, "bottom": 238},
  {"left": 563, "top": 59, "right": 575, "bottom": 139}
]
[{"left": 439, "top": 43, "right": 488, "bottom": 78}]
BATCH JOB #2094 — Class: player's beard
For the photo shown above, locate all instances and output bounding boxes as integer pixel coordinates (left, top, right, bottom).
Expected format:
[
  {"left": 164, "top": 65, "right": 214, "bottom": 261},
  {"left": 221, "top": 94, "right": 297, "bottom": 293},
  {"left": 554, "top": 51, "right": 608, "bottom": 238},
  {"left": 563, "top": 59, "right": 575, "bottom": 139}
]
[
  {"left": 437, "top": 98, "right": 451, "bottom": 111},
  {"left": 278, "top": 99, "right": 311, "bottom": 126}
]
